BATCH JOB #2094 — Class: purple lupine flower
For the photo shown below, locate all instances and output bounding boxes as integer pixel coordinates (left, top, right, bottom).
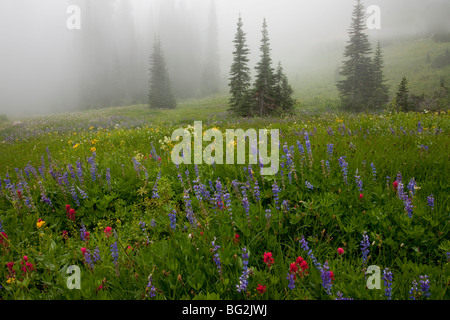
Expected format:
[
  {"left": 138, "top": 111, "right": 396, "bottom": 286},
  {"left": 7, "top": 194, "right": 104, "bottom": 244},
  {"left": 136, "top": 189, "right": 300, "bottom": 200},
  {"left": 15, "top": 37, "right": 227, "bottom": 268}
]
[
  {"left": 335, "top": 292, "right": 353, "bottom": 300},
  {"left": 361, "top": 231, "right": 370, "bottom": 267},
  {"left": 370, "top": 163, "right": 377, "bottom": 181},
  {"left": 75, "top": 159, "right": 83, "bottom": 185},
  {"left": 184, "top": 192, "right": 197, "bottom": 229},
  {"left": 407, "top": 178, "right": 417, "bottom": 198},
  {"left": 168, "top": 210, "right": 176, "bottom": 230},
  {"left": 355, "top": 169, "right": 363, "bottom": 192},
  {"left": 327, "top": 144, "right": 334, "bottom": 159},
  {"left": 77, "top": 187, "right": 88, "bottom": 200},
  {"left": 282, "top": 200, "right": 289, "bottom": 212},
  {"left": 215, "top": 178, "right": 224, "bottom": 210},
  {"left": 87, "top": 152, "right": 98, "bottom": 182},
  {"left": 211, "top": 241, "right": 222, "bottom": 276},
  {"left": 299, "top": 235, "right": 321, "bottom": 270},
  {"left": 152, "top": 170, "right": 161, "bottom": 199},
  {"left": 286, "top": 272, "right": 295, "bottom": 290},
  {"left": 93, "top": 246, "right": 101, "bottom": 263},
  {"left": 236, "top": 247, "right": 249, "bottom": 293},
  {"left": 338, "top": 156, "right": 348, "bottom": 184},
  {"left": 80, "top": 224, "right": 88, "bottom": 241},
  {"left": 382, "top": 268, "right": 393, "bottom": 300},
  {"left": 305, "top": 180, "right": 314, "bottom": 190},
  {"left": 83, "top": 249, "right": 94, "bottom": 269},
  {"left": 106, "top": 168, "right": 111, "bottom": 191},
  {"left": 70, "top": 185, "right": 81, "bottom": 207},
  {"left": 253, "top": 180, "right": 260, "bottom": 202},
  {"left": 147, "top": 275, "right": 156, "bottom": 298},
  {"left": 110, "top": 242, "right": 119, "bottom": 265},
  {"left": 272, "top": 181, "right": 280, "bottom": 209},
  {"left": 427, "top": 195, "right": 434, "bottom": 210},
  {"left": 320, "top": 261, "right": 333, "bottom": 295},
  {"left": 418, "top": 275, "right": 431, "bottom": 299},
  {"left": 409, "top": 279, "right": 418, "bottom": 300},
  {"left": 404, "top": 196, "right": 413, "bottom": 218},
  {"left": 265, "top": 209, "right": 272, "bottom": 226},
  {"left": 0, "top": 218, "right": 4, "bottom": 233},
  {"left": 68, "top": 164, "right": 76, "bottom": 180}
]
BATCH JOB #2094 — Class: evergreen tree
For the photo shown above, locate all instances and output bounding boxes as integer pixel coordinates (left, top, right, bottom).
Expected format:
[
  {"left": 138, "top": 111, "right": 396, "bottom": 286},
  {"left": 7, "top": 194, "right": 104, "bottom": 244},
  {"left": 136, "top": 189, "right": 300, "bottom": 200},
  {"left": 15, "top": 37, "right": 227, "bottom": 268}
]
[
  {"left": 396, "top": 76, "right": 411, "bottom": 112},
  {"left": 337, "top": 0, "right": 374, "bottom": 112},
  {"left": 228, "top": 14, "right": 252, "bottom": 117},
  {"left": 371, "top": 41, "right": 390, "bottom": 109},
  {"left": 273, "top": 62, "right": 296, "bottom": 113},
  {"left": 253, "top": 18, "right": 276, "bottom": 116},
  {"left": 201, "top": 0, "right": 221, "bottom": 96},
  {"left": 149, "top": 36, "right": 176, "bottom": 109}
]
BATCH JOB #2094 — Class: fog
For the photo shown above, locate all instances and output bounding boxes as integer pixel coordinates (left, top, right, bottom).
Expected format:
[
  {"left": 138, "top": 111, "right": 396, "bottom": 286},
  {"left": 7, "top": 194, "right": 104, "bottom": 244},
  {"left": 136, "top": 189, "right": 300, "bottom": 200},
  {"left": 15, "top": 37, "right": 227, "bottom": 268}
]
[{"left": 0, "top": 0, "right": 449, "bottom": 117}]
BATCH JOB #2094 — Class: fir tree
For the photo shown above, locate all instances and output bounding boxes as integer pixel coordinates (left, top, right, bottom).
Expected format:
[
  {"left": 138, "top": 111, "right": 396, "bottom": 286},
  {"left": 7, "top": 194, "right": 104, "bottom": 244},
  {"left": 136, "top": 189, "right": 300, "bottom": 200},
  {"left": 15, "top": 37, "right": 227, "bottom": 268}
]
[
  {"left": 371, "top": 41, "right": 390, "bottom": 109},
  {"left": 228, "top": 14, "right": 252, "bottom": 117},
  {"left": 273, "top": 62, "right": 296, "bottom": 113},
  {"left": 337, "top": 0, "right": 374, "bottom": 112},
  {"left": 253, "top": 18, "right": 276, "bottom": 116},
  {"left": 149, "top": 35, "right": 176, "bottom": 109},
  {"left": 201, "top": 0, "right": 221, "bottom": 96},
  {"left": 396, "top": 76, "right": 411, "bottom": 112}
]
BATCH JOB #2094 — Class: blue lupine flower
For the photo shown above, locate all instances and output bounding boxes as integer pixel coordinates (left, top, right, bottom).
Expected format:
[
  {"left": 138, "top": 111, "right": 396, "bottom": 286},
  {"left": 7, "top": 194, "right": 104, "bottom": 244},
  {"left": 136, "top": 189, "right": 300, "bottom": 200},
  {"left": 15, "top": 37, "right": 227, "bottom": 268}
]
[
  {"left": 327, "top": 143, "right": 334, "bottom": 159},
  {"left": 355, "top": 169, "right": 363, "bottom": 192},
  {"left": 184, "top": 192, "right": 197, "bottom": 229},
  {"left": 87, "top": 152, "right": 98, "bottom": 182},
  {"left": 338, "top": 156, "right": 348, "bottom": 184},
  {"left": 152, "top": 170, "right": 161, "bottom": 199},
  {"left": 70, "top": 185, "right": 80, "bottom": 207},
  {"left": 236, "top": 247, "right": 249, "bottom": 293},
  {"left": 0, "top": 218, "right": 4, "bottom": 233},
  {"left": 106, "top": 168, "right": 111, "bottom": 190},
  {"left": 361, "top": 231, "right": 370, "bottom": 267},
  {"left": 419, "top": 275, "right": 431, "bottom": 299},
  {"left": 211, "top": 241, "right": 222, "bottom": 276},
  {"left": 80, "top": 224, "right": 88, "bottom": 241},
  {"left": 84, "top": 249, "right": 94, "bottom": 269},
  {"left": 299, "top": 235, "right": 321, "bottom": 270},
  {"left": 404, "top": 196, "right": 413, "bottom": 218},
  {"left": 76, "top": 159, "right": 83, "bottom": 185},
  {"left": 320, "top": 261, "right": 333, "bottom": 295},
  {"left": 335, "top": 291, "right": 353, "bottom": 300},
  {"left": 168, "top": 210, "right": 176, "bottom": 230},
  {"left": 370, "top": 163, "right": 377, "bottom": 181},
  {"left": 253, "top": 180, "right": 260, "bottom": 202},
  {"left": 286, "top": 272, "right": 295, "bottom": 290},
  {"left": 382, "top": 268, "right": 393, "bottom": 300},
  {"left": 272, "top": 181, "right": 280, "bottom": 209},
  {"left": 93, "top": 246, "right": 101, "bottom": 263},
  {"left": 409, "top": 279, "right": 418, "bottom": 300},
  {"left": 147, "top": 275, "right": 156, "bottom": 298},
  {"left": 407, "top": 178, "right": 417, "bottom": 197},
  {"left": 427, "top": 195, "right": 434, "bottom": 210},
  {"left": 110, "top": 242, "right": 119, "bottom": 265},
  {"left": 305, "top": 180, "right": 314, "bottom": 190}
]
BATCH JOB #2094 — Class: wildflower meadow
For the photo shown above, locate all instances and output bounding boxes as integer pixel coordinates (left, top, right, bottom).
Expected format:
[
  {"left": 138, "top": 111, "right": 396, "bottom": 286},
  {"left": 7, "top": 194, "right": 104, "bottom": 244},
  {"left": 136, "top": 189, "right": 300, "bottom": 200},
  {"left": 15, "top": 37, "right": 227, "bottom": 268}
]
[{"left": 0, "top": 109, "right": 448, "bottom": 301}]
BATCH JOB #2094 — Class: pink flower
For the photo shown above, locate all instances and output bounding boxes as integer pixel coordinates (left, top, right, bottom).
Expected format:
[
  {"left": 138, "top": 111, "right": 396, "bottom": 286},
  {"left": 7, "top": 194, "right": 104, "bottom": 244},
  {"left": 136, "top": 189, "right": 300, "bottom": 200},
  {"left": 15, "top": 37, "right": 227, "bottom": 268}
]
[
  {"left": 81, "top": 247, "right": 87, "bottom": 255},
  {"left": 263, "top": 252, "right": 274, "bottom": 267},
  {"left": 359, "top": 193, "right": 364, "bottom": 200},
  {"left": 338, "top": 248, "right": 344, "bottom": 255},
  {"left": 23, "top": 255, "right": 28, "bottom": 262},
  {"left": 256, "top": 284, "right": 266, "bottom": 294},
  {"left": 104, "top": 226, "right": 112, "bottom": 238}
]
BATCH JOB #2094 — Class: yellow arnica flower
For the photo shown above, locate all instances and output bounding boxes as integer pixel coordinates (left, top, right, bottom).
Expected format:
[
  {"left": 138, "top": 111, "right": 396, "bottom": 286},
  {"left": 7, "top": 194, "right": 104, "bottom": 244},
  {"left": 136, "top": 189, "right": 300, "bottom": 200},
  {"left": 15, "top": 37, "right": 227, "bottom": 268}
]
[
  {"left": 7, "top": 278, "right": 15, "bottom": 284},
  {"left": 73, "top": 143, "right": 80, "bottom": 149},
  {"left": 91, "top": 147, "right": 96, "bottom": 153},
  {"left": 37, "top": 220, "right": 46, "bottom": 229}
]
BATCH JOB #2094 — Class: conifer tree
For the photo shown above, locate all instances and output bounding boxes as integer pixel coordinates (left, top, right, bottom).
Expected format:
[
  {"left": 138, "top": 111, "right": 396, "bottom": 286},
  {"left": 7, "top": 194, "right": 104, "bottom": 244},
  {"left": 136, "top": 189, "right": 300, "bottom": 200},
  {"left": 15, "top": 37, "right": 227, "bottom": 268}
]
[
  {"left": 337, "top": 0, "right": 374, "bottom": 112},
  {"left": 201, "top": 0, "right": 221, "bottom": 96},
  {"left": 273, "top": 62, "right": 296, "bottom": 113},
  {"left": 228, "top": 14, "right": 252, "bottom": 117},
  {"left": 371, "top": 41, "right": 390, "bottom": 109},
  {"left": 149, "top": 35, "right": 176, "bottom": 109},
  {"left": 396, "top": 76, "right": 411, "bottom": 112},
  {"left": 253, "top": 18, "right": 276, "bottom": 116}
]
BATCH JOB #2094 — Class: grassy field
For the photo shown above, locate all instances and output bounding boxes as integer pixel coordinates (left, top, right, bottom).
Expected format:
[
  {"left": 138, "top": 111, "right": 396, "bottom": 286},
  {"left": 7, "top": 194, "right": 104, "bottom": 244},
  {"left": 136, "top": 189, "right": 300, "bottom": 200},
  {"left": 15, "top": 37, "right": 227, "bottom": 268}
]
[{"left": 0, "top": 101, "right": 449, "bottom": 300}]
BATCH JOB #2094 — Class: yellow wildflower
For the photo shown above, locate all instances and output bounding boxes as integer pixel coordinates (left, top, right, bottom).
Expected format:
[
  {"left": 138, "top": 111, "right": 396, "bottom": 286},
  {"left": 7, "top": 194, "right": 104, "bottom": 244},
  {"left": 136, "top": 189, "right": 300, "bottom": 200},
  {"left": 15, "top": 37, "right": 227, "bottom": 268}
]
[
  {"left": 73, "top": 143, "right": 80, "bottom": 149},
  {"left": 90, "top": 147, "right": 96, "bottom": 153},
  {"left": 37, "top": 220, "right": 46, "bottom": 229},
  {"left": 6, "top": 278, "right": 15, "bottom": 284}
]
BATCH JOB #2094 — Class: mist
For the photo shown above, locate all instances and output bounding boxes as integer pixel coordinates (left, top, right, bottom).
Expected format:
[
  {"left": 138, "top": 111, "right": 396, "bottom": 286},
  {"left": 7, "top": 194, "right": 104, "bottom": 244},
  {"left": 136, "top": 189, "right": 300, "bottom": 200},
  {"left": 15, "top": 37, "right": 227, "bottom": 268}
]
[{"left": 0, "top": 0, "right": 449, "bottom": 117}]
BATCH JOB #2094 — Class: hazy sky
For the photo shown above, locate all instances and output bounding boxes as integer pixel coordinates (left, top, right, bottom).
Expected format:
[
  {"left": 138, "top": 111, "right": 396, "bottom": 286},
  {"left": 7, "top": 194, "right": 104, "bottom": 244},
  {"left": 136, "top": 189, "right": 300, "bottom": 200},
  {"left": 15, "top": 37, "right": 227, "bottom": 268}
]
[{"left": 0, "top": 0, "right": 449, "bottom": 117}]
